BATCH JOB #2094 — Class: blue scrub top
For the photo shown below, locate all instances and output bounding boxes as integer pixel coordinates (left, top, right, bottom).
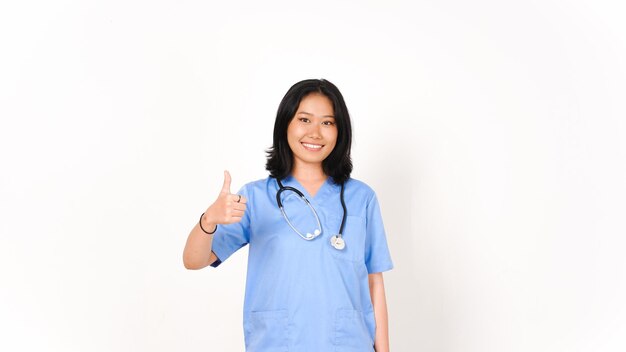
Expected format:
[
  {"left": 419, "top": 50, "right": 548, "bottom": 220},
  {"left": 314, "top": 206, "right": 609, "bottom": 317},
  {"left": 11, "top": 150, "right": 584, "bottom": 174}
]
[{"left": 210, "top": 175, "right": 394, "bottom": 352}]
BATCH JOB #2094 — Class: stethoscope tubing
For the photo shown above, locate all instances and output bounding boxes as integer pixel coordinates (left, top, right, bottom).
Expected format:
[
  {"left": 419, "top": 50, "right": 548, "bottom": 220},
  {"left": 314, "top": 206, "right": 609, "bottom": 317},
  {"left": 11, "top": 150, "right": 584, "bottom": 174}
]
[
  {"left": 275, "top": 177, "right": 346, "bottom": 239},
  {"left": 338, "top": 179, "right": 347, "bottom": 237},
  {"left": 277, "top": 185, "right": 322, "bottom": 240}
]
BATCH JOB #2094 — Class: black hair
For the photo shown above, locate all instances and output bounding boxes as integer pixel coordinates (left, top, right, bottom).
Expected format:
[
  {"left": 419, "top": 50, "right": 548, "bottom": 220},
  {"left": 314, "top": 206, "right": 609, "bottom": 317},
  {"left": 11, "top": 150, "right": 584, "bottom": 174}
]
[{"left": 265, "top": 79, "right": 353, "bottom": 184}]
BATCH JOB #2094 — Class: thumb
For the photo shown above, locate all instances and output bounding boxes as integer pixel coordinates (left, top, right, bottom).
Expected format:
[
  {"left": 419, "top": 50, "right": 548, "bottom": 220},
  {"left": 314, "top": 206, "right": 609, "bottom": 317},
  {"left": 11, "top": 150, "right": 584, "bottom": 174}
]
[{"left": 221, "top": 170, "right": 232, "bottom": 194}]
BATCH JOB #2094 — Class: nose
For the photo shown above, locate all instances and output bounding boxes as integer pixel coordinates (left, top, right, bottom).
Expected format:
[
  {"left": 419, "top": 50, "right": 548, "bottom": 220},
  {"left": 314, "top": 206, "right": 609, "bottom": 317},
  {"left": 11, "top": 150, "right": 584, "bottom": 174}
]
[{"left": 307, "top": 122, "right": 322, "bottom": 138}]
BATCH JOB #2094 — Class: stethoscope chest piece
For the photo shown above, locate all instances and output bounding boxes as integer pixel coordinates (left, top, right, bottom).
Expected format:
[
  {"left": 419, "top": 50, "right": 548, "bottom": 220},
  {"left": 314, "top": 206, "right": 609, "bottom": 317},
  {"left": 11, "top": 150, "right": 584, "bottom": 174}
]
[{"left": 330, "top": 235, "right": 345, "bottom": 250}]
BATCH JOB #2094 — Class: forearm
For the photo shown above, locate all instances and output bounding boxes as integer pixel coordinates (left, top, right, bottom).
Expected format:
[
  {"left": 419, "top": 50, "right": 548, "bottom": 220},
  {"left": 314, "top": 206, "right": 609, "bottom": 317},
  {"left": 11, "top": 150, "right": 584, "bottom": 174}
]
[
  {"left": 369, "top": 272, "right": 389, "bottom": 352},
  {"left": 183, "top": 215, "right": 218, "bottom": 269}
]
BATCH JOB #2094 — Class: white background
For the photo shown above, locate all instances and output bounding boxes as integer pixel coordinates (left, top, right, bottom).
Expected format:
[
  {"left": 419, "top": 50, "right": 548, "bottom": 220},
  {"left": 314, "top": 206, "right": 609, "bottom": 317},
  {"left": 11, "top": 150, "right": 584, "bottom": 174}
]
[{"left": 1, "top": 0, "right": 625, "bottom": 351}]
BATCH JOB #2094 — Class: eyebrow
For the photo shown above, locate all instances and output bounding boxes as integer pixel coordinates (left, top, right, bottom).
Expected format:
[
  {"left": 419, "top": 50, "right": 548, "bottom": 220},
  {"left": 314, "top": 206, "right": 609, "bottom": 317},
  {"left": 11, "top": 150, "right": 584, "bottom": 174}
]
[{"left": 297, "top": 111, "right": 335, "bottom": 118}]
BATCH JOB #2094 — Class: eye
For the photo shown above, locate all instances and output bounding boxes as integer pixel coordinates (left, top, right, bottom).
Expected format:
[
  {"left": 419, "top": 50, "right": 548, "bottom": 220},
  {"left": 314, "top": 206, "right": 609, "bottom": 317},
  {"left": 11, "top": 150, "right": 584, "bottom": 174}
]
[
  {"left": 298, "top": 117, "right": 310, "bottom": 123},
  {"left": 322, "top": 120, "right": 335, "bottom": 126}
]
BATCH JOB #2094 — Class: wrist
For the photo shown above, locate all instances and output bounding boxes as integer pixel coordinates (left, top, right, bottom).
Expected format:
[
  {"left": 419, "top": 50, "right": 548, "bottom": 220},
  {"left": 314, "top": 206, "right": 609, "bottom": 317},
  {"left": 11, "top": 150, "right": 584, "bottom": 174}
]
[{"left": 199, "top": 213, "right": 218, "bottom": 234}]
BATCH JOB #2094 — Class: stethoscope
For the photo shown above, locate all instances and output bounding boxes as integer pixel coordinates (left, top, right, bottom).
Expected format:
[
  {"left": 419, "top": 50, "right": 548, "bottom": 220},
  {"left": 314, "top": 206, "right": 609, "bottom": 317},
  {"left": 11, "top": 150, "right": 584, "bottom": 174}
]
[{"left": 275, "top": 177, "right": 347, "bottom": 250}]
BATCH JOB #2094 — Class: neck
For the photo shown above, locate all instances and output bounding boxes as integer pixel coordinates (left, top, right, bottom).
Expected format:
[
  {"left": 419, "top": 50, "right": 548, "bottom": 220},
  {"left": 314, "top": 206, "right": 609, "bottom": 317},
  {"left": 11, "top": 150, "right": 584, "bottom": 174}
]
[{"left": 291, "top": 161, "right": 326, "bottom": 183}]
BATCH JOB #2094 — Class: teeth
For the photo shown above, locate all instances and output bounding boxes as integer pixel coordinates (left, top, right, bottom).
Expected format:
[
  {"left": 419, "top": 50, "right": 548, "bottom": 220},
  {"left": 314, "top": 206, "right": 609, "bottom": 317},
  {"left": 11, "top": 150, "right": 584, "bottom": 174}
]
[{"left": 302, "top": 143, "right": 322, "bottom": 149}]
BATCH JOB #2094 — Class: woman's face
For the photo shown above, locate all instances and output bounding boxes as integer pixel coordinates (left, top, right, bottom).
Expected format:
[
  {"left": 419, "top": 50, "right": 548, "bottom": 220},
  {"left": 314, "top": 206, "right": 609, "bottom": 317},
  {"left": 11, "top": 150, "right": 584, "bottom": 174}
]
[{"left": 287, "top": 93, "right": 338, "bottom": 171}]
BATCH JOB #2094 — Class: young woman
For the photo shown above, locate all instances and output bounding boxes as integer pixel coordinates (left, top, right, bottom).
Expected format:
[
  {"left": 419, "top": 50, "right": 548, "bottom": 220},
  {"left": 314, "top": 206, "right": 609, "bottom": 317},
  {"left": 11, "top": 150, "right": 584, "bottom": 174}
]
[{"left": 183, "top": 79, "right": 394, "bottom": 351}]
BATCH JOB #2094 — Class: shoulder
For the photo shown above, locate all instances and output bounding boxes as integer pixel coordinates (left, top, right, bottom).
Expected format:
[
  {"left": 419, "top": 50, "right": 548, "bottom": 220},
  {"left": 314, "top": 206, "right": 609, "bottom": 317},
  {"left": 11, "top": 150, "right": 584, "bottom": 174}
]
[
  {"left": 345, "top": 177, "right": 375, "bottom": 194},
  {"left": 238, "top": 176, "right": 276, "bottom": 194},
  {"left": 342, "top": 177, "right": 377, "bottom": 203}
]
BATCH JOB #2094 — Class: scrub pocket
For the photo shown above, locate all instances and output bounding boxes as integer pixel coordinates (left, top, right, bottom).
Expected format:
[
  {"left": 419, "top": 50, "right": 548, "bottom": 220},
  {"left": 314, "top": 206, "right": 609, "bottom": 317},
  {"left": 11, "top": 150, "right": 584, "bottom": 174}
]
[
  {"left": 244, "top": 310, "right": 289, "bottom": 352},
  {"left": 328, "top": 215, "right": 366, "bottom": 263},
  {"left": 333, "top": 309, "right": 374, "bottom": 352}
]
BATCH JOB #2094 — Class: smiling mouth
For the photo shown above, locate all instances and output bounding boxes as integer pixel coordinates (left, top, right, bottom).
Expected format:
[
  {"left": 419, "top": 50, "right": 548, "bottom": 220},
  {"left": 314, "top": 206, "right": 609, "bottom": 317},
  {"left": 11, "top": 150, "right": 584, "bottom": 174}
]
[{"left": 301, "top": 142, "right": 323, "bottom": 151}]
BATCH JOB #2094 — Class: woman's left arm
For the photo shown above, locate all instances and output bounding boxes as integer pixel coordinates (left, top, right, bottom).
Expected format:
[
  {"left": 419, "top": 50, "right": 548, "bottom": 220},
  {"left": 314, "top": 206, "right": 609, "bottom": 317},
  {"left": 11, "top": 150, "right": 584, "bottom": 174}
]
[{"left": 369, "top": 272, "right": 389, "bottom": 352}]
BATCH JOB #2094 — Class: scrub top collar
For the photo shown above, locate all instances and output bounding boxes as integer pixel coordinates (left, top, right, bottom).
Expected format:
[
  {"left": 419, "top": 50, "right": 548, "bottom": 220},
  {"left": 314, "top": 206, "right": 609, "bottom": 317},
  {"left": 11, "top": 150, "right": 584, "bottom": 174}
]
[{"left": 280, "top": 174, "right": 341, "bottom": 204}]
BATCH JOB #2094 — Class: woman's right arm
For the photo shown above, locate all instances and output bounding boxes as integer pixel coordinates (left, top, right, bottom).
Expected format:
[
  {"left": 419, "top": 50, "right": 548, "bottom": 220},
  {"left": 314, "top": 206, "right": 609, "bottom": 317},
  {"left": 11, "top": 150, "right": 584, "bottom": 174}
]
[
  {"left": 183, "top": 171, "right": 247, "bottom": 270},
  {"left": 183, "top": 218, "right": 220, "bottom": 269}
]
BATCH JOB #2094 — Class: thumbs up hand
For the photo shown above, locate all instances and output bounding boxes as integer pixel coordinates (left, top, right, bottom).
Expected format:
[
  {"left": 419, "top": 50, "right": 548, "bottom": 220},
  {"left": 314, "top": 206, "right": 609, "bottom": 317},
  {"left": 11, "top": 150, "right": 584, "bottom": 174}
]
[{"left": 203, "top": 170, "right": 247, "bottom": 226}]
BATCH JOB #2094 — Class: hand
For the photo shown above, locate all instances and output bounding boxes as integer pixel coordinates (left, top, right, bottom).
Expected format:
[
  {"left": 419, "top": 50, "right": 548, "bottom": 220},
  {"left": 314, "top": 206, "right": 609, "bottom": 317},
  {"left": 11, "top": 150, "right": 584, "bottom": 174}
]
[{"left": 203, "top": 170, "right": 248, "bottom": 226}]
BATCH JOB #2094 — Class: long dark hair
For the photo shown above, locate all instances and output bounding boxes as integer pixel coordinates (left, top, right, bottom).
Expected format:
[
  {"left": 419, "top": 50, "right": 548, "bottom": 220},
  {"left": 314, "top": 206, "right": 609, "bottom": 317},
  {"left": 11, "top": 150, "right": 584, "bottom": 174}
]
[{"left": 265, "top": 79, "right": 353, "bottom": 184}]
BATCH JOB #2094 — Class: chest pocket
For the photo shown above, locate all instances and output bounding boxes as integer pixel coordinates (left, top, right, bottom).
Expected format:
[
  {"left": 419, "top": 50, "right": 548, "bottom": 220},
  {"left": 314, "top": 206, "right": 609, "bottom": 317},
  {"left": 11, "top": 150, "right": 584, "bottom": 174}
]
[{"left": 326, "top": 215, "right": 366, "bottom": 263}]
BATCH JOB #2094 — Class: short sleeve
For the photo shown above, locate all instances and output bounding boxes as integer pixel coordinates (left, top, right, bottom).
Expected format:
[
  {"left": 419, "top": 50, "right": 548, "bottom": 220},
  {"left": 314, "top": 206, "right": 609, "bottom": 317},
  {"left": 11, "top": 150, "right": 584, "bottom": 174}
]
[
  {"left": 209, "top": 185, "right": 251, "bottom": 268},
  {"left": 364, "top": 193, "right": 394, "bottom": 273}
]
